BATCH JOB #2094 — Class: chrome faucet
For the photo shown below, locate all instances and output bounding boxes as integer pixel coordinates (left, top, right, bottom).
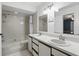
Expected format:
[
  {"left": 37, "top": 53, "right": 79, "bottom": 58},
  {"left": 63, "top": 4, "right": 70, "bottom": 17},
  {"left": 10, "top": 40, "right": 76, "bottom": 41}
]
[
  {"left": 39, "top": 33, "right": 41, "bottom": 35},
  {"left": 38, "top": 32, "right": 41, "bottom": 36},
  {"left": 59, "top": 34, "right": 65, "bottom": 41}
]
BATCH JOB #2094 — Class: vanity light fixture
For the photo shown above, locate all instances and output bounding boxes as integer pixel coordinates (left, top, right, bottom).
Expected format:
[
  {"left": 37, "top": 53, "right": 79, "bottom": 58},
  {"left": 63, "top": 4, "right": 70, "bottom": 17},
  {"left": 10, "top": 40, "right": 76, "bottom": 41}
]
[
  {"left": 54, "top": 8, "right": 59, "bottom": 12},
  {"left": 49, "top": 18, "right": 55, "bottom": 22},
  {"left": 43, "top": 2, "right": 53, "bottom": 11}
]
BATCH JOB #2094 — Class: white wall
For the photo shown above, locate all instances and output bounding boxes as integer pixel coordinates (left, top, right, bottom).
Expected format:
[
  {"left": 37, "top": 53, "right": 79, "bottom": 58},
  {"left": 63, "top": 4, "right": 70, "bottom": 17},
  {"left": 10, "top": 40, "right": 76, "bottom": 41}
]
[
  {"left": 32, "top": 13, "right": 38, "bottom": 34},
  {"left": 0, "top": 3, "right": 2, "bottom": 56},
  {"left": 29, "top": 16, "right": 33, "bottom": 34},
  {"left": 2, "top": 14, "right": 25, "bottom": 43},
  {"left": 48, "top": 22, "right": 54, "bottom": 33},
  {"left": 55, "top": 4, "right": 79, "bottom": 35}
]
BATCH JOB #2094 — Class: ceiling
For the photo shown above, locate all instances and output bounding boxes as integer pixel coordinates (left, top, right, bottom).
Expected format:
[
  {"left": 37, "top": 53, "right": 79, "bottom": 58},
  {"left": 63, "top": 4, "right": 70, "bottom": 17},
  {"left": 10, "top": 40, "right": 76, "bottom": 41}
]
[
  {"left": 2, "top": 2, "right": 49, "bottom": 16},
  {"left": 2, "top": 2, "right": 78, "bottom": 16},
  {"left": 53, "top": 2, "right": 78, "bottom": 11}
]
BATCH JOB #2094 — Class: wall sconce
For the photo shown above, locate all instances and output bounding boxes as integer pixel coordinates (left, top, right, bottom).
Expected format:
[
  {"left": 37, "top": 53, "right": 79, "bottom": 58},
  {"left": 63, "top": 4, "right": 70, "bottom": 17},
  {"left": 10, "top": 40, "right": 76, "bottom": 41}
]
[{"left": 49, "top": 18, "right": 55, "bottom": 22}]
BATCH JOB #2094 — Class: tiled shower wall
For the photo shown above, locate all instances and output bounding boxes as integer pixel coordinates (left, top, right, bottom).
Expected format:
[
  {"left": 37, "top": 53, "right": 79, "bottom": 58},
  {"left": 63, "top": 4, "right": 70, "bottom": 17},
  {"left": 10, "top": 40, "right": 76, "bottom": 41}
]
[{"left": 2, "top": 14, "right": 25, "bottom": 44}]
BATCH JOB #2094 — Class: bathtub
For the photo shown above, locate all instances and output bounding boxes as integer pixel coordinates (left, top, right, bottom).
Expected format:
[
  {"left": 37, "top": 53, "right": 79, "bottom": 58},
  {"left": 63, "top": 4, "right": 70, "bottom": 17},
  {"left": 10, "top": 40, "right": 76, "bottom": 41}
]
[{"left": 2, "top": 39, "right": 28, "bottom": 56}]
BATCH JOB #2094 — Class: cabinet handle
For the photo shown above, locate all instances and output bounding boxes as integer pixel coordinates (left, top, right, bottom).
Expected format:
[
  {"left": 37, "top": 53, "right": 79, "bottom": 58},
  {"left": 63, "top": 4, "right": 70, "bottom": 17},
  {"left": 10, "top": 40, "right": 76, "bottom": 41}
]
[
  {"left": 51, "top": 54, "right": 54, "bottom": 56},
  {"left": 32, "top": 47, "right": 39, "bottom": 55},
  {"left": 32, "top": 41, "right": 39, "bottom": 46}
]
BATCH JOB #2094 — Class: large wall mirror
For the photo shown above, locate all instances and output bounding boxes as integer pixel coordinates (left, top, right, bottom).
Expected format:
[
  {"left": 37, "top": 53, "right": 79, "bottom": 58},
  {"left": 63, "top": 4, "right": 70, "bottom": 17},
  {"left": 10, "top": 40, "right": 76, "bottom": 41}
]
[
  {"left": 39, "top": 15, "right": 47, "bottom": 32},
  {"left": 63, "top": 13, "right": 74, "bottom": 34}
]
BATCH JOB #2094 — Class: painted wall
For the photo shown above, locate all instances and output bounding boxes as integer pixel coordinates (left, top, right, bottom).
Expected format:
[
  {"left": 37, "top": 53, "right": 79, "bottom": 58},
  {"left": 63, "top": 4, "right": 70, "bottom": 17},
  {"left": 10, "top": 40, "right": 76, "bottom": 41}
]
[
  {"left": 29, "top": 16, "right": 33, "bottom": 34},
  {"left": 55, "top": 4, "right": 79, "bottom": 35},
  {"left": 32, "top": 13, "right": 38, "bottom": 34},
  {"left": 2, "top": 14, "right": 25, "bottom": 43}
]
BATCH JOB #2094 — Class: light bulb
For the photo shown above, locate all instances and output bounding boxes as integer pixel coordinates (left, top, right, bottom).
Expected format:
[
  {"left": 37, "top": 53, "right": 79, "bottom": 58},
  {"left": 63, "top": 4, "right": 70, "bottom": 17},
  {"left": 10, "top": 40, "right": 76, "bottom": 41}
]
[{"left": 20, "top": 22, "right": 24, "bottom": 24}]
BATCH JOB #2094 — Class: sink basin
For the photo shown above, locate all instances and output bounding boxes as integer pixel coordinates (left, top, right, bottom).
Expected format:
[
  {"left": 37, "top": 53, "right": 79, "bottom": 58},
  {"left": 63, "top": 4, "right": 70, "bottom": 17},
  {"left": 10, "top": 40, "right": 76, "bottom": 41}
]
[
  {"left": 34, "top": 34, "right": 41, "bottom": 36},
  {"left": 50, "top": 39, "right": 70, "bottom": 47},
  {"left": 51, "top": 39, "right": 66, "bottom": 44}
]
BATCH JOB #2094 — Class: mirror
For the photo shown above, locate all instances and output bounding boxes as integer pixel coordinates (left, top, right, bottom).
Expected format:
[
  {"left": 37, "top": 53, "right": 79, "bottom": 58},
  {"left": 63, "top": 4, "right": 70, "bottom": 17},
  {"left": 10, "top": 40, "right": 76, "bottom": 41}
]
[
  {"left": 39, "top": 15, "right": 47, "bottom": 32},
  {"left": 63, "top": 13, "right": 74, "bottom": 34}
]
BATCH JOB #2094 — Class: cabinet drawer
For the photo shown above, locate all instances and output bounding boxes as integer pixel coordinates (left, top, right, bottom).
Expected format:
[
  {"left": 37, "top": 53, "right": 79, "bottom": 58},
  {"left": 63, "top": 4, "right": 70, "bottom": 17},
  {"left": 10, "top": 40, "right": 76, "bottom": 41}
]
[
  {"left": 32, "top": 50, "right": 38, "bottom": 56},
  {"left": 32, "top": 39, "right": 38, "bottom": 45},
  {"left": 52, "top": 48, "right": 68, "bottom": 56},
  {"left": 32, "top": 43, "right": 38, "bottom": 52}
]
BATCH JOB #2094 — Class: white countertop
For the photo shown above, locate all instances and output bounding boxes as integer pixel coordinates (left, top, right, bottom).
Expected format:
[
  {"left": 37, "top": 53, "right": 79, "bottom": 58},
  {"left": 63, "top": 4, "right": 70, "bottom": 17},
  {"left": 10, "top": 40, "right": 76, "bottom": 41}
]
[{"left": 29, "top": 34, "right": 79, "bottom": 56}]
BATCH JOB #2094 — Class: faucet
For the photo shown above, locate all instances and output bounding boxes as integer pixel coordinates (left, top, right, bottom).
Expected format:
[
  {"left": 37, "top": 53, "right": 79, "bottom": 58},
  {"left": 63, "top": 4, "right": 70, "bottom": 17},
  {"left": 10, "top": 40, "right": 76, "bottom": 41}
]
[
  {"left": 39, "top": 33, "right": 41, "bottom": 35},
  {"left": 59, "top": 34, "right": 65, "bottom": 41},
  {"left": 37, "top": 32, "right": 41, "bottom": 36}
]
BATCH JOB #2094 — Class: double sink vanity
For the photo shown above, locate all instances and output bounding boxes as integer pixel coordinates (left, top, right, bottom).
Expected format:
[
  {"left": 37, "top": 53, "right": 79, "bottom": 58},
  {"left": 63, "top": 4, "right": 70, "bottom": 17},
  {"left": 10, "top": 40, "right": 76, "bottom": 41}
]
[{"left": 28, "top": 33, "right": 79, "bottom": 56}]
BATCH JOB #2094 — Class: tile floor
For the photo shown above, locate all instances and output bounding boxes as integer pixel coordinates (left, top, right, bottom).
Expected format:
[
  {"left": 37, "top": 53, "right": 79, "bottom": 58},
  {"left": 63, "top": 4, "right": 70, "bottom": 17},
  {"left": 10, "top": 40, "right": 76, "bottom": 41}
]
[{"left": 6, "top": 49, "right": 32, "bottom": 56}]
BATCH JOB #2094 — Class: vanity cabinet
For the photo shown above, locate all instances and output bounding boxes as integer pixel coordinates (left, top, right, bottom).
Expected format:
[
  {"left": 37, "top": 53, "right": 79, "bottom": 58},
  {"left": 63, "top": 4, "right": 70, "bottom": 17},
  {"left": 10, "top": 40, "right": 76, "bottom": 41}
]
[
  {"left": 39, "top": 42, "right": 51, "bottom": 56},
  {"left": 32, "top": 50, "right": 38, "bottom": 56},
  {"left": 31, "top": 38, "right": 51, "bottom": 56},
  {"left": 32, "top": 38, "right": 39, "bottom": 56},
  {"left": 29, "top": 36, "right": 71, "bottom": 56},
  {"left": 52, "top": 48, "right": 71, "bottom": 56}
]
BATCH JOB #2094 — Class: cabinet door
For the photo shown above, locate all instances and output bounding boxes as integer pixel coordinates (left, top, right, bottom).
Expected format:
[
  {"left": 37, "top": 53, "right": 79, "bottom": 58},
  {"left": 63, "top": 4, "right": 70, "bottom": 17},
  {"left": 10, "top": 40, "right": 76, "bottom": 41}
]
[
  {"left": 52, "top": 48, "right": 68, "bottom": 56},
  {"left": 28, "top": 37, "right": 32, "bottom": 53},
  {"left": 39, "top": 42, "right": 51, "bottom": 56}
]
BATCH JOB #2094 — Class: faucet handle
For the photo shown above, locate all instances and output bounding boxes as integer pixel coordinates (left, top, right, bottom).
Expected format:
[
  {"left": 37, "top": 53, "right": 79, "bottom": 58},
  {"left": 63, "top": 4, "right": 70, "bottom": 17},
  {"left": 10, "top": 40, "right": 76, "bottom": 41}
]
[
  {"left": 59, "top": 35, "right": 62, "bottom": 39},
  {"left": 59, "top": 35, "right": 65, "bottom": 41},
  {"left": 62, "top": 36, "right": 65, "bottom": 40}
]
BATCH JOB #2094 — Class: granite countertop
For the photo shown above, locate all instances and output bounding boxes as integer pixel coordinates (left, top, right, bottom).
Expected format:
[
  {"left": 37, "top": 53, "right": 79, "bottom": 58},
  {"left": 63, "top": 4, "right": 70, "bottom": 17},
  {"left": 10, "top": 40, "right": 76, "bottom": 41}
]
[{"left": 29, "top": 34, "right": 79, "bottom": 56}]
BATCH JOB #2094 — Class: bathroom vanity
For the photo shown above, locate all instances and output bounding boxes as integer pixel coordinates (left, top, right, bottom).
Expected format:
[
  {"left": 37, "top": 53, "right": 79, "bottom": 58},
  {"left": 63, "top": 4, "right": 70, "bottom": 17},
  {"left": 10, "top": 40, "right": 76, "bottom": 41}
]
[
  {"left": 28, "top": 34, "right": 79, "bottom": 56},
  {"left": 28, "top": 35, "right": 51, "bottom": 56}
]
